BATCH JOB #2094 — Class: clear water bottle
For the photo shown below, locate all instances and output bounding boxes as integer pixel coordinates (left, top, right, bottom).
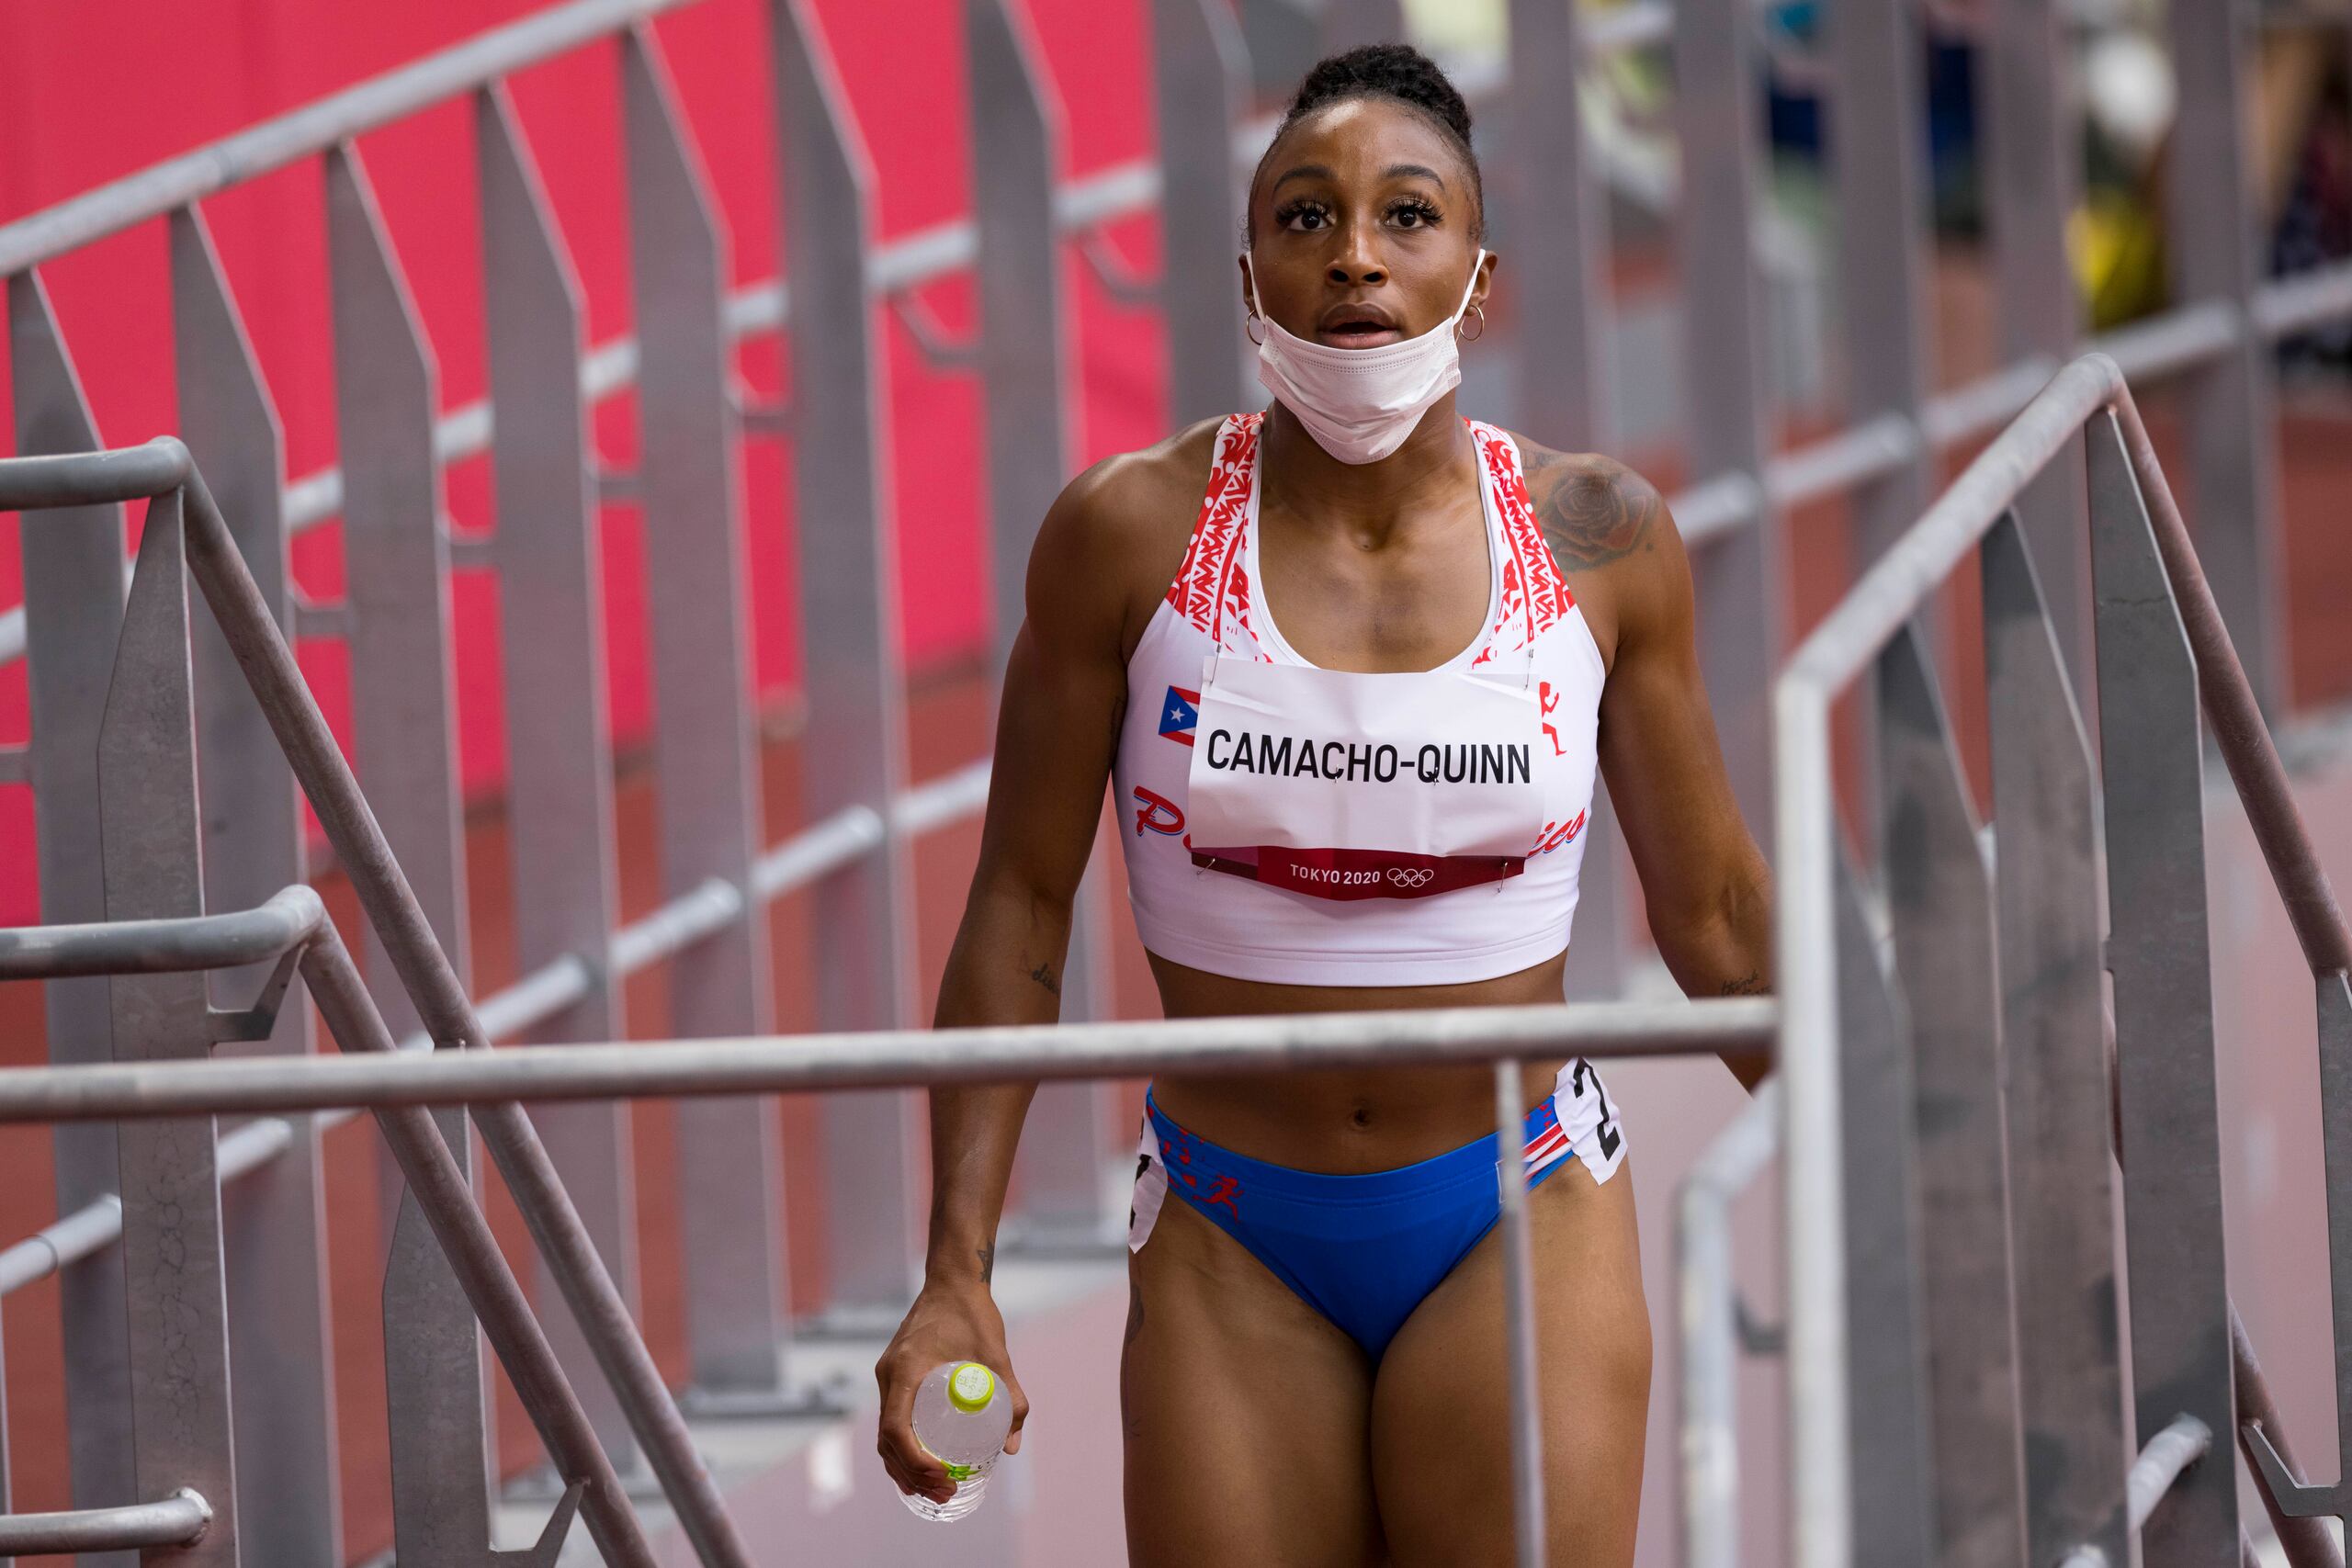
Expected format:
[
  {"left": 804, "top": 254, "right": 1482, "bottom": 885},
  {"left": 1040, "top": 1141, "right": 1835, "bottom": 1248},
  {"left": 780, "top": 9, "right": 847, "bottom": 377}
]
[{"left": 900, "top": 1361, "right": 1012, "bottom": 1522}]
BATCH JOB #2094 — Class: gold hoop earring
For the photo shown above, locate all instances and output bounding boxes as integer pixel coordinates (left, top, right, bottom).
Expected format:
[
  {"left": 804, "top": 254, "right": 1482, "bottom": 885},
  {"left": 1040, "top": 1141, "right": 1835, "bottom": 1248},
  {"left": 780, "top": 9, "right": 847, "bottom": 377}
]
[
  {"left": 1246, "top": 313, "right": 1266, "bottom": 346},
  {"left": 1459, "top": 303, "right": 1485, "bottom": 343}
]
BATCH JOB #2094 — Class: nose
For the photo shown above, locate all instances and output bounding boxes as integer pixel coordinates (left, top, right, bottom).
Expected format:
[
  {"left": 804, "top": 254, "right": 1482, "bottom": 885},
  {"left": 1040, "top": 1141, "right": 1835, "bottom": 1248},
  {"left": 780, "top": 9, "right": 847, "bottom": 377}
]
[{"left": 1327, "top": 213, "right": 1385, "bottom": 288}]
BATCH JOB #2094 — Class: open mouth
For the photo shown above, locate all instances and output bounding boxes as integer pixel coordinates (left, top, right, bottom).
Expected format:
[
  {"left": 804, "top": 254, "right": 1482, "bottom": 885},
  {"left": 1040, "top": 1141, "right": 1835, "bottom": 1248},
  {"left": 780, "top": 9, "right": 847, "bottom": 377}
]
[{"left": 1316, "top": 320, "right": 1406, "bottom": 348}]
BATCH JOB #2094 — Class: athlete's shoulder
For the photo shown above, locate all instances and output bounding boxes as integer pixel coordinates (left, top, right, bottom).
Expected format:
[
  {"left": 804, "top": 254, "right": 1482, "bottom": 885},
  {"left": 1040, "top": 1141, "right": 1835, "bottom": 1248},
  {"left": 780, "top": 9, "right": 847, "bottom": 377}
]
[
  {"left": 1028, "top": 416, "right": 1234, "bottom": 655},
  {"left": 1494, "top": 431, "right": 1672, "bottom": 573},
  {"left": 1042, "top": 416, "right": 1231, "bottom": 554}
]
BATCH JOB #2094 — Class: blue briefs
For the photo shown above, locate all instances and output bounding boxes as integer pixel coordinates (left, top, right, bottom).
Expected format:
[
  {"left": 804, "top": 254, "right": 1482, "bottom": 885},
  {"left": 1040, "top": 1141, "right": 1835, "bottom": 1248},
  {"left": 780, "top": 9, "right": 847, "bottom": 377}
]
[{"left": 1126, "top": 1059, "right": 1626, "bottom": 1362}]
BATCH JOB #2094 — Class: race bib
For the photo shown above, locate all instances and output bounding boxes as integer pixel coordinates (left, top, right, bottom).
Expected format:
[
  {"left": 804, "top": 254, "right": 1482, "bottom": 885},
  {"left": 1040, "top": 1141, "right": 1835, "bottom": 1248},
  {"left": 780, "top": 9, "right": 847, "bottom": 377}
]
[{"left": 1184, "top": 656, "right": 1544, "bottom": 900}]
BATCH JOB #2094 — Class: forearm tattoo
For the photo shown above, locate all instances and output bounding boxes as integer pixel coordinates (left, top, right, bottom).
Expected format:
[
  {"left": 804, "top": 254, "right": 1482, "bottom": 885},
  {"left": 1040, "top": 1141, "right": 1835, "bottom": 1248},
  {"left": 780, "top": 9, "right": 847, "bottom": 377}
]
[
  {"left": 1719, "top": 970, "right": 1768, "bottom": 997},
  {"left": 978, "top": 1241, "right": 995, "bottom": 1284},
  {"left": 1028, "top": 961, "right": 1060, "bottom": 998}
]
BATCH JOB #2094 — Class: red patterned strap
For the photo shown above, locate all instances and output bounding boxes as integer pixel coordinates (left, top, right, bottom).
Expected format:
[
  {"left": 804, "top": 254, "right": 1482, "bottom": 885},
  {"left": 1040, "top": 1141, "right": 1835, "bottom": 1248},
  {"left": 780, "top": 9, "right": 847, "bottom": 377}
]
[
  {"left": 1165, "top": 413, "right": 1266, "bottom": 652},
  {"left": 1166, "top": 415, "right": 1569, "bottom": 661},
  {"left": 1467, "top": 421, "right": 1577, "bottom": 662}
]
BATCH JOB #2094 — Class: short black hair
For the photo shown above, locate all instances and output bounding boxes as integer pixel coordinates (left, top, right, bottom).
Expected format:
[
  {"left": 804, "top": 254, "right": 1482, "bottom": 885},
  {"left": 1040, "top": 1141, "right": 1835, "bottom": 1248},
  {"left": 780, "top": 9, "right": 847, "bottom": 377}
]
[{"left": 1248, "top": 43, "right": 1484, "bottom": 241}]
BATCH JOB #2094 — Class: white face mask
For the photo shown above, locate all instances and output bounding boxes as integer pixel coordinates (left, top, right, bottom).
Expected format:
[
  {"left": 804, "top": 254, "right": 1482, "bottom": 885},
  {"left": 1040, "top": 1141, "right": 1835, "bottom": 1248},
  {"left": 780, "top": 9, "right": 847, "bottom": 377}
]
[{"left": 1243, "top": 250, "right": 1486, "bottom": 465}]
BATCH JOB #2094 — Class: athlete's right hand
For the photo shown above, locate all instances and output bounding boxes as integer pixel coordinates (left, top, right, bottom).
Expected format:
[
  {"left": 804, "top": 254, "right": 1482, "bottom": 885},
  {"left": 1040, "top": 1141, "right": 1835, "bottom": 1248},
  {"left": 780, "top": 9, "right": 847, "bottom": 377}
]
[{"left": 875, "top": 1279, "right": 1029, "bottom": 1505}]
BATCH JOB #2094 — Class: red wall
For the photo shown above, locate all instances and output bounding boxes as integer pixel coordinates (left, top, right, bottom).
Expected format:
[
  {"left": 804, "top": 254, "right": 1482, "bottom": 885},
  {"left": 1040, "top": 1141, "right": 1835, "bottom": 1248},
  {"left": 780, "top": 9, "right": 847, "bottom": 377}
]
[
  {"left": 0, "top": 3, "right": 1176, "bottom": 1552},
  {"left": 0, "top": 0, "right": 1175, "bottom": 926}
]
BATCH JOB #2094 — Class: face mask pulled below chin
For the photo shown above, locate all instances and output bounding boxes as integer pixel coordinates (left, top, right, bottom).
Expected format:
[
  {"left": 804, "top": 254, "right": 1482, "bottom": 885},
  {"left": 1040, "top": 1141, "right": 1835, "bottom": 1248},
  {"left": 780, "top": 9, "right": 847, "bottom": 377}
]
[{"left": 1244, "top": 251, "right": 1485, "bottom": 465}]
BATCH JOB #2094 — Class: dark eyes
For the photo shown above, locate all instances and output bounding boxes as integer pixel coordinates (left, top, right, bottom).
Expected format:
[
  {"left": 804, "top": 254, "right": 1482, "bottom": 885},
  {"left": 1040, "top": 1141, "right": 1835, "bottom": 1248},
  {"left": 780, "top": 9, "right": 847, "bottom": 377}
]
[{"left": 1272, "top": 197, "right": 1443, "bottom": 232}]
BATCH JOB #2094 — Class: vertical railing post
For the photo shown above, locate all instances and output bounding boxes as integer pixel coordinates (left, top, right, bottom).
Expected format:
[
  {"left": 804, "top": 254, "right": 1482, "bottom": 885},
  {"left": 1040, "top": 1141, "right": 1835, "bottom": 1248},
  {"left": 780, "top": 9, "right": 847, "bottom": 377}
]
[
  {"left": 6, "top": 269, "right": 138, "bottom": 1563},
  {"left": 1506, "top": 0, "right": 1608, "bottom": 456},
  {"left": 2231, "top": 980, "right": 2350, "bottom": 1542},
  {"left": 621, "top": 26, "right": 795, "bottom": 1402},
  {"left": 1826, "top": 0, "right": 1934, "bottom": 860},
  {"left": 326, "top": 143, "right": 473, "bottom": 1103},
  {"left": 2088, "top": 410, "right": 2242, "bottom": 1564},
  {"left": 325, "top": 141, "right": 501, "bottom": 1508},
  {"left": 2262, "top": 975, "right": 2352, "bottom": 1519},
  {"left": 1828, "top": 842, "right": 1936, "bottom": 1565},
  {"left": 1776, "top": 691, "right": 1854, "bottom": 1568},
  {"left": 1509, "top": 0, "right": 1627, "bottom": 998},
  {"left": 479, "top": 85, "right": 641, "bottom": 1472},
  {"left": 1492, "top": 1061, "right": 1546, "bottom": 1568},
  {"left": 0, "top": 1311, "right": 11, "bottom": 1534},
  {"left": 171, "top": 203, "right": 345, "bottom": 1568},
  {"left": 1674, "top": 0, "right": 1781, "bottom": 848},
  {"left": 175, "top": 468, "right": 758, "bottom": 1568},
  {"left": 1876, "top": 624, "right": 2029, "bottom": 1568},
  {"left": 2165, "top": 0, "right": 2284, "bottom": 713},
  {"left": 97, "top": 490, "right": 240, "bottom": 1568},
  {"left": 771, "top": 0, "right": 925, "bottom": 1316},
  {"left": 970, "top": 0, "right": 1075, "bottom": 682},
  {"left": 1981, "top": 511, "right": 2131, "bottom": 1563},
  {"left": 1151, "top": 0, "right": 1253, "bottom": 428},
  {"left": 1678, "top": 1085, "right": 1780, "bottom": 1568},
  {"left": 1826, "top": 0, "right": 1933, "bottom": 567},
  {"left": 381, "top": 1166, "right": 502, "bottom": 1563},
  {"left": 1983, "top": 0, "right": 2092, "bottom": 703},
  {"left": 967, "top": 0, "right": 1122, "bottom": 1247}
]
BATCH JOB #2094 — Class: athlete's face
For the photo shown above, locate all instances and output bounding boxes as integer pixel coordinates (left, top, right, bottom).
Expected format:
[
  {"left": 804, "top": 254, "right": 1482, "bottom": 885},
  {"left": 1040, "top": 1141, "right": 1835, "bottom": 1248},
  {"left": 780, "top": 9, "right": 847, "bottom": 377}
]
[{"left": 1241, "top": 98, "right": 1491, "bottom": 349}]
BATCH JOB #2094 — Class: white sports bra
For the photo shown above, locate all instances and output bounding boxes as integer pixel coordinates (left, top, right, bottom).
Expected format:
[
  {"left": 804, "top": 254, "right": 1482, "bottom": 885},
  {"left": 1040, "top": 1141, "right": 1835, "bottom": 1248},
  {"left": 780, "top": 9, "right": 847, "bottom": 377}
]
[{"left": 1112, "top": 413, "right": 1607, "bottom": 987}]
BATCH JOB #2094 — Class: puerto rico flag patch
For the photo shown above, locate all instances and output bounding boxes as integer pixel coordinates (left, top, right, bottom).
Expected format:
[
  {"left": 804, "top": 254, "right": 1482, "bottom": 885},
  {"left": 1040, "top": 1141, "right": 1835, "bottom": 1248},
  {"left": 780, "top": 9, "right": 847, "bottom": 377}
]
[{"left": 1158, "top": 686, "right": 1201, "bottom": 747}]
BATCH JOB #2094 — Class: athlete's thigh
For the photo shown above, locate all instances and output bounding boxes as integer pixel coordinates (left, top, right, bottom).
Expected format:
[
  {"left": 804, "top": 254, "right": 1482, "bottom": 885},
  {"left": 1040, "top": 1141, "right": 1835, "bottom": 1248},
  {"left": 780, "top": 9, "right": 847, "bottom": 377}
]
[
  {"left": 1368, "top": 1156, "right": 1651, "bottom": 1567},
  {"left": 1123, "top": 1188, "right": 1385, "bottom": 1568}
]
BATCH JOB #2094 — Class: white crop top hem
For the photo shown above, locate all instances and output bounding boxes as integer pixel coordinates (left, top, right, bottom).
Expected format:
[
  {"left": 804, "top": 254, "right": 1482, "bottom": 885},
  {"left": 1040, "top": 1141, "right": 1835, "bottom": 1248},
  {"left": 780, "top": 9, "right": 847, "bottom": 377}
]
[
  {"left": 1132, "top": 904, "right": 1574, "bottom": 987},
  {"left": 1112, "top": 413, "right": 1606, "bottom": 988}
]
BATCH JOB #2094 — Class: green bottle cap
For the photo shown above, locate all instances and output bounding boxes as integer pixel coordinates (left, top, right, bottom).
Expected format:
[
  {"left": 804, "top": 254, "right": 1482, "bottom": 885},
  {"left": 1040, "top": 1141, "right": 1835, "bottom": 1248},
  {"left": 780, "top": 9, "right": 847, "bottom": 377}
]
[{"left": 947, "top": 1362, "right": 995, "bottom": 1414}]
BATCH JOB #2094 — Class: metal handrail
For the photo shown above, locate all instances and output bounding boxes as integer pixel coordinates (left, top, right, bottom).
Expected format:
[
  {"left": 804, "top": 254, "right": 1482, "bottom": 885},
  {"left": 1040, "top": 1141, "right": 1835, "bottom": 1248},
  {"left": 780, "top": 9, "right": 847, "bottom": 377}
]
[
  {"left": 1773, "top": 355, "right": 2077, "bottom": 1564},
  {"left": 1782, "top": 355, "right": 2348, "bottom": 968},
  {"left": 2055, "top": 1416, "right": 2213, "bottom": 1568},
  {"left": 0, "top": 758, "right": 989, "bottom": 1304},
  {"left": 2120, "top": 1417, "right": 2215, "bottom": 1535},
  {"left": 0, "top": 0, "right": 697, "bottom": 277},
  {"left": 7, "top": 0, "right": 2351, "bottom": 669},
  {"left": 1775, "top": 352, "right": 2352, "bottom": 1565},
  {"left": 0, "top": 883, "right": 322, "bottom": 978},
  {"left": 1778, "top": 355, "right": 2126, "bottom": 693},
  {"left": 15, "top": 244, "right": 2352, "bottom": 668},
  {"left": 0, "top": 992, "right": 1773, "bottom": 1122},
  {"left": 0, "top": 897, "right": 659, "bottom": 1560},
  {"left": 0, "top": 400, "right": 991, "bottom": 1287},
  {"left": 2232, "top": 1306, "right": 2345, "bottom": 1566},
  {"left": 3, "top": 0, "right": 2349, "bottom": 1552},
  {"left": 0, "top": 1193, "right": 124, "bottom": 1296},
  {"left": 293, "top": 917, "right": 659, "bottom": 1568},
  {"left": 0, "top": 1489, "right": 212, "bottom": 1554},
  {"left": 0, "top": 840, "right": 1758, "bottom": 1568},
  {"left": 0, "top": 434, "right": 1783, "bottom": 1568},
  {"left": 181, "top": 446, "right": 751, "bottom": 1566}
]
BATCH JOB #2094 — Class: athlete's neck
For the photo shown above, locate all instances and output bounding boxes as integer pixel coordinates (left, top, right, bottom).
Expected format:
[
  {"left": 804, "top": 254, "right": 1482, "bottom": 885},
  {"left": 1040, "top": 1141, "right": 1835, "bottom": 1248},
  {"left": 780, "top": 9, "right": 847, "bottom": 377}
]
[{"left": 1258, "top": 396, "right": 1476, "bottom": 550}]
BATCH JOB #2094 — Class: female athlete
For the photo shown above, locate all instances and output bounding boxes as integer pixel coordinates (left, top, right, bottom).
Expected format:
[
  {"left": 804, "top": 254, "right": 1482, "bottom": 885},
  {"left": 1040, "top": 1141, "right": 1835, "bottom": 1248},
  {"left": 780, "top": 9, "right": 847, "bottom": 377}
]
[{"left": 876, "top": 43, "right": 1771, "bottom": 1566}]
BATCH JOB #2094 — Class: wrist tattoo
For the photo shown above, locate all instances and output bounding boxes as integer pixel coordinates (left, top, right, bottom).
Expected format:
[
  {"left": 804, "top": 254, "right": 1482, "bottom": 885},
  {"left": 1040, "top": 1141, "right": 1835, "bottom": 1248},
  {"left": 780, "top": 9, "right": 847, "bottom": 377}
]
[
  {"left": 1719, "top": 971, "right": 1768, "bottom": 997},
  {"left": 977, "top": 1241, "right": 995, "bottom": 1284},
  {"left": 1028, "top": 962, "right": 1060, "bottom": 998}
]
